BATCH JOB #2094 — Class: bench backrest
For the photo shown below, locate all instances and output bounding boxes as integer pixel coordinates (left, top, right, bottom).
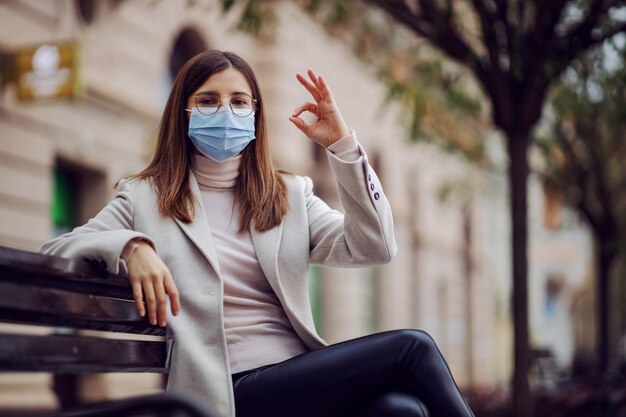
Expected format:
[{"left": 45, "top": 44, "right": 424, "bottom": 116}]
[{"left": 0, "top": 246, "right": 166, "bottom": 373}]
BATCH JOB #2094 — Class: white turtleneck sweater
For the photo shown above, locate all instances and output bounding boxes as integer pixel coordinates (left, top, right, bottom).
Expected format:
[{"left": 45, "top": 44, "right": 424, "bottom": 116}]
[
  {"left": 191, "top": 150, "right": 311, "bottom": 374},
  {"left": 123, "top": 133, "right": 361, "bottom": 374}
]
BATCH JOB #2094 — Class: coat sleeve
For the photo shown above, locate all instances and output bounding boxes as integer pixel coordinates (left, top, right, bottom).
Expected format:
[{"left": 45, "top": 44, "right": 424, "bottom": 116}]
[
  {"left": 307, "top": 140, "right": 397, "bottom": 267},
  {"left": 39, "top": 179, "right": 155, "bottom": 275}
]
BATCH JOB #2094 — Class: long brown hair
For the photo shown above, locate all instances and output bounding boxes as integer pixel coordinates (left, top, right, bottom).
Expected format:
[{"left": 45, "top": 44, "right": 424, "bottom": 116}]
[{"left": 131, "top": 50, "right": 289, "bottom": 232}]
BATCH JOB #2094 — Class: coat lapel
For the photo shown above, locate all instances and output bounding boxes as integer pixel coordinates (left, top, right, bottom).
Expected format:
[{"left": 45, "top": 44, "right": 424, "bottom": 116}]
[
  {"left": 250, "top": 221, "right": 284, "bottom": 295},
  {"left": 251, "top": 220, "right": 327, "bottom": 349},
  {"left": 173, "top": 174, "right": 222, "bottom": 276}
]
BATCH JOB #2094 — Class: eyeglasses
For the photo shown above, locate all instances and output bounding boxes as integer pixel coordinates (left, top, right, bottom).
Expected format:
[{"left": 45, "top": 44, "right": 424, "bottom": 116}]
[{"left": 188, "top": 92, "right": 257, "bottom": 118}]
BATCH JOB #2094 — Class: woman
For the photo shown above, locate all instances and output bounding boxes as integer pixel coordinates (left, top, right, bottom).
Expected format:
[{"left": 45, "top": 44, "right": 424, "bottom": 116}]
[{"left": 41, "top": 50, "right": 474, "bottom": 417}]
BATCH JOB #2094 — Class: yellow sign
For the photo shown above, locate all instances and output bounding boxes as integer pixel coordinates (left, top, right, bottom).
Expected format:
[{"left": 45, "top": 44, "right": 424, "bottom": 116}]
[{"left": 15, "top": 42, "right": 81, "bottom": 101}]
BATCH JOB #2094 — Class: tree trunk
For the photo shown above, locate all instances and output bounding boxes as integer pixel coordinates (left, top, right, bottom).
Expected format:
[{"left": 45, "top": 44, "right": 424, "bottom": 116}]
[
  {"left": 597, "top": 242, "right": 615, "bottom": 373},
  {"left": 507, "top": 131, "right": 531, "bottom": 417}
]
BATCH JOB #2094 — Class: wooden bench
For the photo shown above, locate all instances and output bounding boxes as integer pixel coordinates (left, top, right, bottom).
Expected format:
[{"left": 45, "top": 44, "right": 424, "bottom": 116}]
[{"left": 0, "top": 245, "right": 215, "bottom": 417}]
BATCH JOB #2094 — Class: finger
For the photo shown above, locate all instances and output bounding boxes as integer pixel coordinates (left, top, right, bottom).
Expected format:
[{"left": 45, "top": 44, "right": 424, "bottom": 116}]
[
  {"left": 163, "top": 273, "right": 180, "bottom": 316},
  {"left": 288, "top": 115, "right": 312, "bottom": 136},
  {"left": 142, "top": 280, "right": 158, "bottom": 326},
  {"left": 131, "top": 281, "right": 146, "bottom": 318},
  {"left": 153, "top": 279, "right": 168, "bottom": 327},
  {"left": 296, "top": 73, "right": 322, "bottom": 102},
  {"left": 307, "top": 69, "right": 325, "bottom": 99},
  {"left": 318, "top": 75, "right": 335, "bottom": 102},
  {"left": 292, "top": 102, "right": 318, "bottom": 118}
]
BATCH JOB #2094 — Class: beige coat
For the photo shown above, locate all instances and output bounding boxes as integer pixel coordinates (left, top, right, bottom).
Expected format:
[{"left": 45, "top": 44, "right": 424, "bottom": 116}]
[{"left": 40, "top": 146, "right": 396, "bottom": 417}]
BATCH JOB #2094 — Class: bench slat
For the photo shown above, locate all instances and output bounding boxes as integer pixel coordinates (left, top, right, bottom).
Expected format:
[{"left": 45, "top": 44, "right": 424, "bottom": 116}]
[
  {"left": 0, "top": 247, "right": 133, "bottom": 300},
  {"left": 0, "top": 334, "right": 167, "bottom": 373},
  {"left": 0, "top": 246, "right": 126, "bottom": 281},
  {"left": 0, "top": 281, "right": 165, "bottom": 336}
]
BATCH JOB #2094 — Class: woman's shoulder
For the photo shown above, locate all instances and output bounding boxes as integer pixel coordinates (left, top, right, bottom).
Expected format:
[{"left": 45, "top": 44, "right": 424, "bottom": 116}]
[
  {"left": 278, "top": 171, "right": 314, "bottom": 196},
  {"left": 114, "top": 176, "right": 156, "bottom": 198},
  {"left": 279, "top": 170, "right": 309, "bottom": 186}
]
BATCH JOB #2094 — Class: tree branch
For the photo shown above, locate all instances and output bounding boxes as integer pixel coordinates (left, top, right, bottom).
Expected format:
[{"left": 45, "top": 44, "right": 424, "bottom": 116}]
[
  {"left": 493, "top": 0, "right": 511, "bottom": 38},
  {"left": 565, "top": 0, "right": 612, "bottom": 42},
  {"left": 590, "top": 20, "right": 626, "bottom": 46},
  {"left": 544, "top": 4, "right": 626, "bottom": 82},
  {"left": 550, "top": 1, "right": 626, "bottom": 70},
  {"left": 471, "top": 0, "right": 504, "bottom": 73},
  {"left": 534, "top": 0, "right": 568, "bottom": 44},
  {"left": 366, "top": 0, "right": 492, "bottom": 93},
  {"left": 366, "top": 0, "right": 434, "bottom": 41},
  {"left": 554, "top": 123, "right": 603, "bottom": 233},
  {"left": 444, "top": 0, "right": 453, "bottom": 26},
  {"left": 577, "top": 115, "right": 619, "bottom": 236}
]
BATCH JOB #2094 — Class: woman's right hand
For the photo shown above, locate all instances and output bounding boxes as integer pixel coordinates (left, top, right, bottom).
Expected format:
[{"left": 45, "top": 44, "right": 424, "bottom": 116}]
[{"left": 126, "top": 241, "right": 180, "bottom": 327}]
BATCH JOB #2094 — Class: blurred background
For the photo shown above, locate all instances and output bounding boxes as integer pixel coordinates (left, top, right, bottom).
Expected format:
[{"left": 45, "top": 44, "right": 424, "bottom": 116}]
[{"left": 0, "top": 0, "right": 624, "bottom": 416}]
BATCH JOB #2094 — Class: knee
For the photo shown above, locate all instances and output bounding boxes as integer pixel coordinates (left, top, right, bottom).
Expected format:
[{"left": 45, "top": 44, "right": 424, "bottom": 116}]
[
  {"left": 364, "top": 392, "right": 430, "bottom": 417},
  {"left": 390, "top": 329, "right": 439, "bottom": 354}
]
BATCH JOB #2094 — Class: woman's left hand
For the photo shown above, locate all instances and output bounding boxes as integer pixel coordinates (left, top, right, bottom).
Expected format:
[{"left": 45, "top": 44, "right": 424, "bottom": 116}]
[{"left": 289, "top": 69, "right": 350, "bottom": 148}]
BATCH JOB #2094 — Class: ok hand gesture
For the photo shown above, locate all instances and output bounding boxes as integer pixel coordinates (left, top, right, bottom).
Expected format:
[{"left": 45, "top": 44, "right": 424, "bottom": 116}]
[{"left": 289, "top": 69, "right": 350, "bottom": 148}]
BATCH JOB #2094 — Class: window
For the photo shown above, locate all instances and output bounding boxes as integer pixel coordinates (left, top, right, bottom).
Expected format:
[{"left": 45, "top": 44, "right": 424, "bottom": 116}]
[
  {"left": 52, "top": 160, "right": 106, "bottom": 237},
  {"left": 52, "top": 167, "right": 78, "bottom": 236},
  {"left": 76, "top": 0, "right": 98, "bottom": 24},
  {"left": 169, "top": 29, "right": 207, "bottom": 81},
  {"left": 164, "top": 28, "right": 207, "bottom": 108}
]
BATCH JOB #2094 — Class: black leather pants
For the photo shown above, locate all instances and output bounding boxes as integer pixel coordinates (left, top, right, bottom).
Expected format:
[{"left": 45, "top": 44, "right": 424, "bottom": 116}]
[{"left": 231, "top": 329, "right": 475, "bottom": 417}]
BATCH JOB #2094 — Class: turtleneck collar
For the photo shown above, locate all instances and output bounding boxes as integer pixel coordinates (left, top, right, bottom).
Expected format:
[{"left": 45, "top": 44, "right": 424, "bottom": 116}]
[{"left": 191, "top": 152, "right": 241, "bottom": 190}]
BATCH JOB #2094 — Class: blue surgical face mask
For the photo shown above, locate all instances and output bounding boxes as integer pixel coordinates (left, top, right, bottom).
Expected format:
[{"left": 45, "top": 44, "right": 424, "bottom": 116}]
[{"left": 187, "top": 106, "right": 256, "bottom": 163}]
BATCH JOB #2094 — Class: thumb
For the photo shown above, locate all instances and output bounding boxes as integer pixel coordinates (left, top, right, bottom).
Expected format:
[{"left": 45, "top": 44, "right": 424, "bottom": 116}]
[{"left": 289, "top": 115, "right": 311, "bottom": 136}]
